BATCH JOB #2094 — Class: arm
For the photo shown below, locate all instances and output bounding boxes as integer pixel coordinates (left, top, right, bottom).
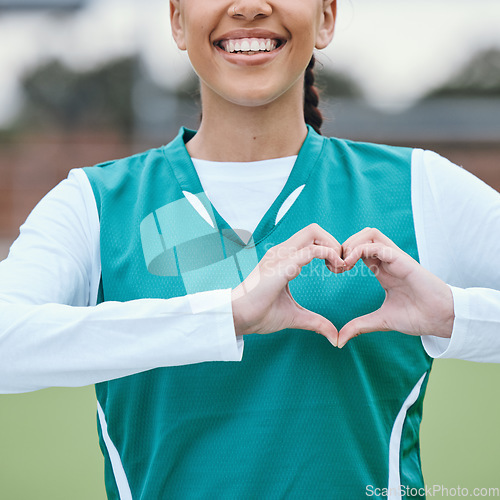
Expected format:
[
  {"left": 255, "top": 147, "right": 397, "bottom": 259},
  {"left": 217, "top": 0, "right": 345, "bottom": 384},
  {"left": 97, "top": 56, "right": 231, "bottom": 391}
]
[
  {"left": 0, "top": 170, "right": 242, "bottom": 394},
  {"left": 414, "top": 150, "right": 500, "bottom": 362}
]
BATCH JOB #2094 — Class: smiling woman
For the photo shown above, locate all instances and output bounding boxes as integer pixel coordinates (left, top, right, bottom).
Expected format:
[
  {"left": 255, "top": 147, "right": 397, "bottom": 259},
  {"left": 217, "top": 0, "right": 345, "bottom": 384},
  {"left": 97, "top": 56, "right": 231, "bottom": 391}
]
[{"left": 0, "top": 0, "right": 499, "bottom": 499}]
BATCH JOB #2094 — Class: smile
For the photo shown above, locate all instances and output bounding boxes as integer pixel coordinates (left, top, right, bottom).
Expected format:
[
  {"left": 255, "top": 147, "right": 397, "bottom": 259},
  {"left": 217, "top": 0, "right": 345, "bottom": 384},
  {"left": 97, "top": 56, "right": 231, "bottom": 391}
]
[{"left": 216, "top": 37, "right": 283, "bottom": 55}]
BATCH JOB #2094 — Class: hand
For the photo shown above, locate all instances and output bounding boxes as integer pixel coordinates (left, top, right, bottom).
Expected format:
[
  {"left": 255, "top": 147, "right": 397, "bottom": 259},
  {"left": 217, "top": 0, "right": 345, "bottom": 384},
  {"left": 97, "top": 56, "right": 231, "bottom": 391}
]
[
  {"left": 231, "top": 223, "right": 346, "bottom": 346},
  {"left": 338, "top": 227, "right": 455, "bottom": 348}
]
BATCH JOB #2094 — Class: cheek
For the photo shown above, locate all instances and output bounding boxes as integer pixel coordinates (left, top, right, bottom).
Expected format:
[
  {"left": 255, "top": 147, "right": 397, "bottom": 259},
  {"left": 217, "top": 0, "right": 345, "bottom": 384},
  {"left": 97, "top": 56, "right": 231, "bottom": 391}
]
[
  {"left": 182, "top": 8, "right": 212, "bottom": 50},
  {"left": 184, "top": 31, "right": 211, "bottom": 73},
  {"left": 286, "top": 12, "right": 320, "bottom": 52}
]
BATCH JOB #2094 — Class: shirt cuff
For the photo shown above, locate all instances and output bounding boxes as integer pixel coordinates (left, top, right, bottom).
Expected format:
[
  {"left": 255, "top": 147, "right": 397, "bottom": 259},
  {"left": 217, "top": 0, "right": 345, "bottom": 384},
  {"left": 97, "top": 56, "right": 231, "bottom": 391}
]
[{"left": 187, "top": 288, "right": 244, "bottom": 362}]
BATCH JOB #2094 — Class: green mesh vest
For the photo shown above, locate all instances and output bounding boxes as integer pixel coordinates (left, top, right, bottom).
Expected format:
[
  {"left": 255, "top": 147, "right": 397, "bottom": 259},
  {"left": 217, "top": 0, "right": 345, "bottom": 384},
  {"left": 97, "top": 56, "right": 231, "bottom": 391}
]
[{"left": 84, "top": 126, "right": 432, "bottom": 499}]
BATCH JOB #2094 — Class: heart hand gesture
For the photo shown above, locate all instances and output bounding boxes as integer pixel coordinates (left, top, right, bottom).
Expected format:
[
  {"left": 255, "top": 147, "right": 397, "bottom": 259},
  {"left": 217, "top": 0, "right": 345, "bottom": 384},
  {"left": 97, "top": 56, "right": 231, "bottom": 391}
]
[{"left": 231, "top": 224, "right": 455, "bottom": 349}]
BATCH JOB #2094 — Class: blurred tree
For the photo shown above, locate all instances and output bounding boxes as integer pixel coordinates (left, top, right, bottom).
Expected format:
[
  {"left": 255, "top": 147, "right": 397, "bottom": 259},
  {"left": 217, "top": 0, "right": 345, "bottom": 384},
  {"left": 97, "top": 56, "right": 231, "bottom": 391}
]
[
  {"left": 17, "top": 57, "right": 136, "bottom": 136},
  {"left": 316, "top": 68, "right": 363, "bottom": 98},
  {"left": 426, "top": 48, "right": 500, "bottom": 98},
  {"left": 13, "top": 57, "right": 363, "bottom": 138}
]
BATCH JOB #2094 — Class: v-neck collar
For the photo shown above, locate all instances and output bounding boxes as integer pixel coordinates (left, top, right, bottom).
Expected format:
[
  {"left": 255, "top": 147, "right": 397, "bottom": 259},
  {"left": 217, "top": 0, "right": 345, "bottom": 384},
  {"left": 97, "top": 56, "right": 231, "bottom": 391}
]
[{"left": 162, "top": 125, "right": 325, "bottom": 247}]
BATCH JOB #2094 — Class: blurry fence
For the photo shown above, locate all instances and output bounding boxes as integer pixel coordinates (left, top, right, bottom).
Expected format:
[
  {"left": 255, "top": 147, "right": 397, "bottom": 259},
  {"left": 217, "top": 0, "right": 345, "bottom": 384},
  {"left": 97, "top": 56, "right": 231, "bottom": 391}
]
[{"left": 0, "top": 131, "right": 134, "bottom": 242}]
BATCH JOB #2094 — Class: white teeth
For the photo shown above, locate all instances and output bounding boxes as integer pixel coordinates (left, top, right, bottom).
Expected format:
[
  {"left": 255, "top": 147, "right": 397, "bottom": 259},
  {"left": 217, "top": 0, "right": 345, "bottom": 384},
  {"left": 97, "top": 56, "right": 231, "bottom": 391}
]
[{"left": 219, "top": 37, "right": 281, "bottom": 54}]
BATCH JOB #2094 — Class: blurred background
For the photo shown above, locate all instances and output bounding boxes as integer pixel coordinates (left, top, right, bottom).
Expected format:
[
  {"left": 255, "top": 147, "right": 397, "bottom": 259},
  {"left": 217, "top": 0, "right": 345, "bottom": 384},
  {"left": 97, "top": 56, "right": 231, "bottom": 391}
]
[{"left": 0, "top": 0, "right": 499, "bottom": 498}]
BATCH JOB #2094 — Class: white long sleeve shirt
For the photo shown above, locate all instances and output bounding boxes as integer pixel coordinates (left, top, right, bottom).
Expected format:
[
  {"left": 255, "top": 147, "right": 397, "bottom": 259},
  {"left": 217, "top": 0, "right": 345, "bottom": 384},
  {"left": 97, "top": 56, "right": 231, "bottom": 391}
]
[{"left": 0, "top": 148, "right": 499, "bottom": 394}]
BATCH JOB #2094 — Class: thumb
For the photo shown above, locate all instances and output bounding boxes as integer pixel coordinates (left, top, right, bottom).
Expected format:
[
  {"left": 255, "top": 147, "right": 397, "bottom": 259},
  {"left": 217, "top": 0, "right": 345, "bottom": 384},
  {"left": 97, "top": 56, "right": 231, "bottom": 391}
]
[
  {"left": 290, "top": 308, "right": 339, "bottom": 347},
  {"left": 337, "top": 309, "right": 387, "bottom": 348}
]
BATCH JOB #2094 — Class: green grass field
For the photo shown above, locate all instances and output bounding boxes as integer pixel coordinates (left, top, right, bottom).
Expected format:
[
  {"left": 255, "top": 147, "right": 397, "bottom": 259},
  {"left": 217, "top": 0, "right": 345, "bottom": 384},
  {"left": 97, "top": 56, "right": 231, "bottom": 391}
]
[{"left": 0, "top": 359, "right": 499, "bottom": 499}]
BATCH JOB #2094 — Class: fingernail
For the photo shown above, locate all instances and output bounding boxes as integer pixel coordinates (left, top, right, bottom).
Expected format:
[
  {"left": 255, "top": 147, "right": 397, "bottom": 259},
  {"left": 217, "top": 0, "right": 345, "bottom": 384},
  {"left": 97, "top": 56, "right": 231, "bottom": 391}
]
[{"left": 328, "top": 337, "right": 337, "bottom": 348}]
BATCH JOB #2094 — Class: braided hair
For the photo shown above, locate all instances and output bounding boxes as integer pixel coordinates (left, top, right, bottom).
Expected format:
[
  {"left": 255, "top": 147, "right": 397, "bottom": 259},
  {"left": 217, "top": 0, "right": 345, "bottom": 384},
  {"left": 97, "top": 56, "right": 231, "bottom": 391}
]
[{"left": 303, "top": 55, "right": 323, "bottom": 135}]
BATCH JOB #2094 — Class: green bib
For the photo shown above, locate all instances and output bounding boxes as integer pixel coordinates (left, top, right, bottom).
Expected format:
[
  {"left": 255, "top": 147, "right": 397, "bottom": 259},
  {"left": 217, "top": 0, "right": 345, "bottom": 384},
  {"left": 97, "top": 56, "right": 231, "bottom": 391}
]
[{"left": 85, "top": 126, "right": 432, "bottom": 499}]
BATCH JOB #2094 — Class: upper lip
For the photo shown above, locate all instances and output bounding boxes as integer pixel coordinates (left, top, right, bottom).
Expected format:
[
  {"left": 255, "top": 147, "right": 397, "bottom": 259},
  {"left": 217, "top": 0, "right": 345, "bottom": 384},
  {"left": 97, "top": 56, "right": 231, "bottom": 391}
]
[{"left": 213, "top": 29, "right": 288, "bottom": 45}]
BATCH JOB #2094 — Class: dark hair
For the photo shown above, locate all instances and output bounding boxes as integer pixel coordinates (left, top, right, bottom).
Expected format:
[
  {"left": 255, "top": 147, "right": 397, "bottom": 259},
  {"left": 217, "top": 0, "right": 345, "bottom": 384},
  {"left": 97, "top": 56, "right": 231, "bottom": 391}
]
[{"left": 304, "top": 55, "right": 323, "bottom": 135}]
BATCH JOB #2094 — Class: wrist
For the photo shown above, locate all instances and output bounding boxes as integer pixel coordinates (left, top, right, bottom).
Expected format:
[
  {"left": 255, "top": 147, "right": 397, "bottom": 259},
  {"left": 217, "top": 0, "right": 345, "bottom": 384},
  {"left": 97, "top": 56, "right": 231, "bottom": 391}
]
[
  {"left": 231, "top": 286, "right": 251, "bottom": 337},
  {"left": 433, "top": 284, "right": 455, "bottom": 338}
]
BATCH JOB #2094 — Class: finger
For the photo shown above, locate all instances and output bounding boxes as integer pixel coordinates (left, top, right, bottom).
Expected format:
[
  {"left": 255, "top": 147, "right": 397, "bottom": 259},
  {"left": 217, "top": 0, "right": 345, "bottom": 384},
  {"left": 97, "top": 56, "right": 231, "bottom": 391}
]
[
  {"left": 278, "top": 245, "right": 346, "bottom": 281},
  {"left": 282, "top": 223, "right": 343, "bottom": 260},
  {"left": 342, "top": 227, "right": 398, "bottom": 260},
  {"left": 343, "top": 242, "right": 398, "bottom": 271},
  {"left": 290, "top": 307, "right": 339, "bottom": 347},
  {"left": 337, "top": 309, "right": 389, "bottom": 348},
  {"left": 294, "top": 244, "right": 347, "bottom": 274}
]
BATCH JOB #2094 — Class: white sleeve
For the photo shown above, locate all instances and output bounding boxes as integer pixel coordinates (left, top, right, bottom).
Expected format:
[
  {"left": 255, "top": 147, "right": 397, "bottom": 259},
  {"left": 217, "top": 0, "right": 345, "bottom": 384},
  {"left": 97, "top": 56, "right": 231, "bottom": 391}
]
[
  {"left": 0, "top": 169, "right": 243, "bottom": 394},
  {"left": 412, "top": 149, "right": 500, "bottom": 362}
]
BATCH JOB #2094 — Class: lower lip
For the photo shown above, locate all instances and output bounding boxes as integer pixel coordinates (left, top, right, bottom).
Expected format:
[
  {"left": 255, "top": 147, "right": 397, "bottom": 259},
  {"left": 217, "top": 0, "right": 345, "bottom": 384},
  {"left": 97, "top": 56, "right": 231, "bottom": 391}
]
[{"left": 214, "top": 42, "right": 286, "bottom": 66}]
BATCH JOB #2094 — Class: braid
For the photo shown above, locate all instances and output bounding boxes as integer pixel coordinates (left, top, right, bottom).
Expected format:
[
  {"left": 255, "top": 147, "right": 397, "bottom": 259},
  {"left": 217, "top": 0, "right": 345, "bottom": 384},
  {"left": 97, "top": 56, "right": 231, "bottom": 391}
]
[{"left": 303, "top": 55, "right": 323, "bottom": 135}]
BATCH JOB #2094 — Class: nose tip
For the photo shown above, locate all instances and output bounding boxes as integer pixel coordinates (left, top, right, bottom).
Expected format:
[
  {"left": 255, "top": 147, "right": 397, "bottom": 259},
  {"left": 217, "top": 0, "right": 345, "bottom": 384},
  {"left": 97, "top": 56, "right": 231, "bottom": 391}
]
[{"left": 229, "top": 2, "right": 273, "bottom": 20}]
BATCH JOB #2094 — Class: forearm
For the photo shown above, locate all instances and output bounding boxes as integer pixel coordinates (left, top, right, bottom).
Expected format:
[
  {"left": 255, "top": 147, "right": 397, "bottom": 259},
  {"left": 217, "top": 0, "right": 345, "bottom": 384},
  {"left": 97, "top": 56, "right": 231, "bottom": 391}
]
[
  {"left": 413, "top": 149, "right": 500, "bottom": 362},
  {"left": 0, "top": 289, "right": 242, "bottom": 394}
]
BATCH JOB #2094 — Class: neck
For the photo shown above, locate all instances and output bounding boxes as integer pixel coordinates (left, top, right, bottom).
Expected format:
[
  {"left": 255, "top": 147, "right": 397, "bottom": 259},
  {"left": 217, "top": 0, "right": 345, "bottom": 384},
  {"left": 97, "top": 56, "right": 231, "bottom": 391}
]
[{"left": 186, "top": 81, "right": 308, "bottom": 162}]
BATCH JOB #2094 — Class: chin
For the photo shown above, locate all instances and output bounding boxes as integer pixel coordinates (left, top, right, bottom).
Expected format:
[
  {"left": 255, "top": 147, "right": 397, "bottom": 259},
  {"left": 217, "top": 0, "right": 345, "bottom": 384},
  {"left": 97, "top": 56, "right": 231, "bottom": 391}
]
[
  {"left": 229, "top": 95, "right": 278, "bottom": 108},
  {"left": 223, "top": 85, "right": 292, "bottom": 108},
  {"left": 201, "top": 76, "right": 299, "bottom": 110}
]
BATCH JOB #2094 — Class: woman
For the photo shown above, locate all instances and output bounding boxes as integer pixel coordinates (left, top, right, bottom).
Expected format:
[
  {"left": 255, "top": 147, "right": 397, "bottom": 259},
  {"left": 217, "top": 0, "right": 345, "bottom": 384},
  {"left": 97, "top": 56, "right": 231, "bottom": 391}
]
[{"left": 1, "top": 0, "right": 499, "bottom": 497}]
